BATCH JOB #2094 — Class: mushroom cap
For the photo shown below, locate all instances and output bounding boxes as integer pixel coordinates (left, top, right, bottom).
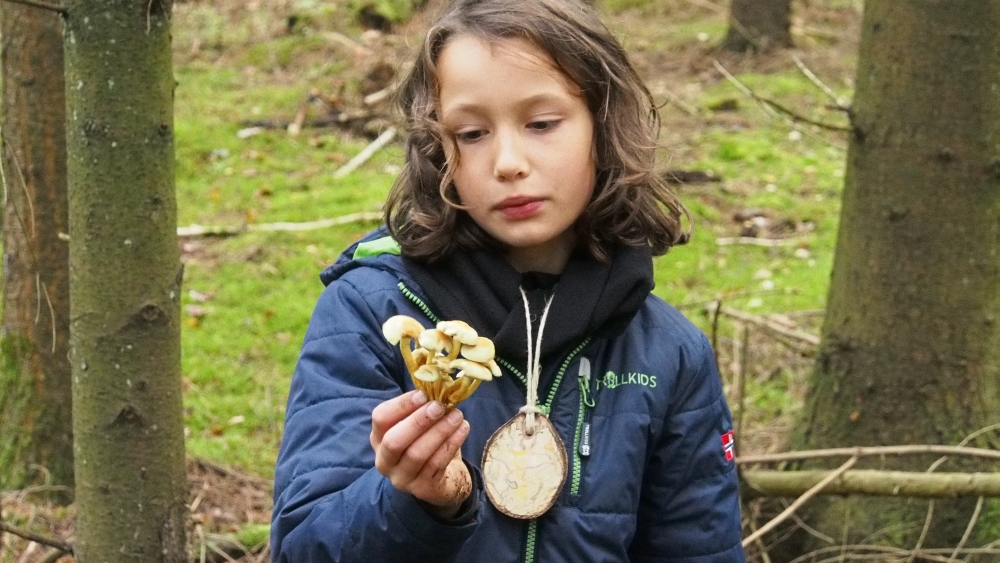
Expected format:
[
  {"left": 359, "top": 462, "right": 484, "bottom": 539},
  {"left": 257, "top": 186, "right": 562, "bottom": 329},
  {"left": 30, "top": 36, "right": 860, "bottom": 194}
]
[
  {"left": 382, "top": 315, "right": 424, "bottom": 345},
  {"left": 413, "top": 364, "right": 442, "bottom": 382},
  {"left": 450, "top": 359, "right": 493, "bottom": 381},
  {"left": 418, "top": 329, "right": 452, "bottom": 354},
  {"left": 437, "top": 320, "right": 479, "bottom": 345},
  {"left": 460, "top": 337, "right": 495, "bottom": 363}
]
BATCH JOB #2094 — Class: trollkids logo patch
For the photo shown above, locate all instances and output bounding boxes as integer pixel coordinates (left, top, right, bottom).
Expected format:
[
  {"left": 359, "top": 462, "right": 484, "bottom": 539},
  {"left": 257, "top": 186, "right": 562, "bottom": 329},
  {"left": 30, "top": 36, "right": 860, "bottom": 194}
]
[{"left": 600, "top": 370, "right": 657, "bottom": 389}]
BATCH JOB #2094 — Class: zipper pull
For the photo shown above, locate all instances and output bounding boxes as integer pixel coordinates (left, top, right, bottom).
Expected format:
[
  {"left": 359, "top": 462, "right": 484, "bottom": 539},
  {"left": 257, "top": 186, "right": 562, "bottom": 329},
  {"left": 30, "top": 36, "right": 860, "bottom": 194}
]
[{"left": 578, "top": 358, "right": 594, "bottom": 457}]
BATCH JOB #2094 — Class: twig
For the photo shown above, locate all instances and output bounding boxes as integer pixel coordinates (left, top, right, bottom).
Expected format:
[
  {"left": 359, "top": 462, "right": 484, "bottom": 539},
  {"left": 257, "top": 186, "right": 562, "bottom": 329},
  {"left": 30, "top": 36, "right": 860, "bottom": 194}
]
[
  {"left": 713, "top": 60, "right": 848, "bottom": 148},
  {"left": 333, "top": 126, "right": 397, "bottom": 179},
  {"left": 948, "top": 496, "right": 984, "bottom": 562},
  {"left": 716, "top": 236, "right": 801, "bottom": 247},
  {"left": 738, "top": 445, "right": 1000, "bottom": 465},
  {"left": 742, "top": 457, "right": 858, "bottom": 547},
  {"left": 0, "top": 520, "right": 73, "bottom": 555},
  {"left": 711, "top": 305, "right": 820, "bottom": 348},
  {"left": 788, "top": 545, "right": 1000, "bottom": 563},
  {"left": 656, "top": 85, "right": 700, "bottom": 117},
  {"left": 1, "top": 0, "right": 67, "bottom": 14},
  {"left": 791, "top": 55, "right": 850, "bottom": 110},
  {"left": 681, "top": 0, "right": 725, "bottom": 13},
  {"left": 907, "top": 500, "right": 933, "bottom": 563},
  {"left": 742, "top": 469, "right": 1000, "bottom": 498},
  {"left": 177, "top": 211, "right": 383, "bottom": 238},
  {"left": 190, "top": 456, "right": 272, "bottom": 488}
]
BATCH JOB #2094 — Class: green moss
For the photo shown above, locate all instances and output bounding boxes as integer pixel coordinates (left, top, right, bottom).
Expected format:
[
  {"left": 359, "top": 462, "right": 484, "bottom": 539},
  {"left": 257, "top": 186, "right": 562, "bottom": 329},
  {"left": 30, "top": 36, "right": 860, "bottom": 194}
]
[{"left": 0, "top": 336, "right": 33, "bottom": 490}]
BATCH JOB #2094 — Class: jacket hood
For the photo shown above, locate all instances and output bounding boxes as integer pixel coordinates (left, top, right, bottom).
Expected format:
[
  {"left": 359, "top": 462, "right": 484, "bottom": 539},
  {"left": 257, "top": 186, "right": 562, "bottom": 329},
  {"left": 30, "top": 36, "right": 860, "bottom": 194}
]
[{"left": 319, "top": 227, "right": 410, "bottom": 287}]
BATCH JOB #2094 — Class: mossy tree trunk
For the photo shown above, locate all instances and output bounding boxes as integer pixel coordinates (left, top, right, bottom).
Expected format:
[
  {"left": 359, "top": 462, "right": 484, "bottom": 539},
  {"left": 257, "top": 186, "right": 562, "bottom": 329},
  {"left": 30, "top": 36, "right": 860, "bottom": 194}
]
[
  {"left": 0, "top": 3, "right": 73, "bottom": 496},
  {"left": 793, "top": 0, "right": 1000, "bottom": 554},
  {"left": 65, "top": 0, "right": 187, "bottom": 561},
  {"left": 722, "top": 0, "right": 792, "bottom": 52}
]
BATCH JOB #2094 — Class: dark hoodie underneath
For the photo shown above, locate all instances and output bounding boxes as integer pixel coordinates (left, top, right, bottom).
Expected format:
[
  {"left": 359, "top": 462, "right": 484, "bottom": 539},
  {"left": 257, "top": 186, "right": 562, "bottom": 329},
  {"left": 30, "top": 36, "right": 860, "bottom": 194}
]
[{"left": 402, "top": 243, "right": 655, "bottom": 374}]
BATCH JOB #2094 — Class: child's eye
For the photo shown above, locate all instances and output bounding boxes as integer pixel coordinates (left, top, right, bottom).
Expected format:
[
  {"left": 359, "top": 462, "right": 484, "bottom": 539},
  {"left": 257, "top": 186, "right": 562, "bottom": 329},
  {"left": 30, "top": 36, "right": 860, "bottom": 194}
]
[
  {"left": 527, "top": 120, "right": 559, "bottom": 132},
  {"left": 455, "top": 130, "right": 486, "bottom": 143}
]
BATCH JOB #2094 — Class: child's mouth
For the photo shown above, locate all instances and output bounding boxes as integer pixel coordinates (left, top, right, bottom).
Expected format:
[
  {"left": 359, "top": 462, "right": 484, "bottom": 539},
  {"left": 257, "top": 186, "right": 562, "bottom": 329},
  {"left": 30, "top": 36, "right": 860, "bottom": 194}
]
[{"left": 497, "top": 197, "right": 544, "bottom": 220}]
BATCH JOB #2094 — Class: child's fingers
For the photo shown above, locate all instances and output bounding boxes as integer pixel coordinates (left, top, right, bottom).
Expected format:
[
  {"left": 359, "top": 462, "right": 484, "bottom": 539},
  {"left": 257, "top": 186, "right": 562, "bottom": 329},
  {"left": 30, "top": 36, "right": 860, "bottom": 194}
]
[
  {"left": 418, "top": 419, "right": 470, "bottom": 483},
  {"left": 390, "top": 408, "right": 466, "bottom": 481},
  {"left": 374, "top": 400, "right": 450, "bottom": 474},
  {"left": 370, "top": 390, "right": 427, "bottom": 448}
]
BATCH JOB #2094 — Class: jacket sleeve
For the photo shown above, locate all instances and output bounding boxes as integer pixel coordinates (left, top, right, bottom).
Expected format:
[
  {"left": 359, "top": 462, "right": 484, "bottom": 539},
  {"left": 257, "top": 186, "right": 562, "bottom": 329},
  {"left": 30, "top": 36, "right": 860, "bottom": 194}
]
[
  {"left": 270, "top": 278, "right": 481, "bottom": 563},
  {"left": 628, "top": 334, "right": 746, "bottom": 563}
]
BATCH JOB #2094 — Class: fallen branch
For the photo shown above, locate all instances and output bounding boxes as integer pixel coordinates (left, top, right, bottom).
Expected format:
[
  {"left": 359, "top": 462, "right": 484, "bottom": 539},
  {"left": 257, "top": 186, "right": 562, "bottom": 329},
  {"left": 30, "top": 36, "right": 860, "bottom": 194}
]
[
  {"left": 788, "top": 544, "right": 1000, "bottom": 563},
  {"left": 333, "top": 126, "right": 397, "bottom": 179},
  {"left": 2, "top": 0, "right": 67, "bottom": 14},
  {"left": 737, "top": 445, "right": 1000, "bottom": 465},
  {"left": 742, "top": 469, "right": 1000, "bottom": 499},
  {"left": 0, "top": 520, "right": 73, "bottom": 556},
  {"left": 713, "top": 60, "right": 849, "bottom": 148},
  {"left": 177, "top": 211, "right": 382, "bottom": 238},
  {"left": 716, "top": 236, "right": 800, "bottom": 247},
  {"left": 791, "top": 55, "right": 850, "bottom": 110},
  {"left": 710, "top": 304, "right": 821, "bottom": 348},
  {"left": 742, "top": 456, "right": 857, "bottom": 547}
]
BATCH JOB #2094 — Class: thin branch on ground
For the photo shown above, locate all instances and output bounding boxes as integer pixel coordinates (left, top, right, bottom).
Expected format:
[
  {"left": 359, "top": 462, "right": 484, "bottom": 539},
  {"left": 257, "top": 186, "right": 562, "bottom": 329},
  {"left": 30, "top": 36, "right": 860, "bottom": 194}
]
[
  {"left": 681, "top": 0, "right": 725, "bottom": 14},
  {"left": 190, "top": 456, "right": 273, "bottom": 488},
  {"left": 1, "top": 0, "right": 66, "bottom": 14},
  {"left": 906, "top": 500, "right": 934, "bottom": 563},
  {"left": 716, "top": 236, "right": 802, "bottom": 247},
  {"left": 791, "top": 55, "right": 850, "bottom": 110},
  {"left": 0, "top": 520, "right": 73, "bottom": 555},
  {"left": 177, "top": 211, "right": 383, "bottom": 238},
  {"left": 788, "top": 545, "right": 1000, "bottom": 563},
  {"left": 737, "top": 445, "right": 1000, "bottom": 465},
  {"left": 333, "top": 126, "right": 397, "bottom": 179},
  {"left": 38, "top": 548, "right": 66, "bottom": 563},
  {"left": 713, "top": 60, "right": 850, "bottom": 147},
  {"left": 742, "top": 456, "right": 858, "bottom": 547},
  {"left": 928, "top": 422, "right": 1000, "bottom": 472},
  {"left": 710, "top": 304, "right": 820, "bottom": 348},
  {"left": 948, "top": 496, "right": 984, "bottom": 563}
]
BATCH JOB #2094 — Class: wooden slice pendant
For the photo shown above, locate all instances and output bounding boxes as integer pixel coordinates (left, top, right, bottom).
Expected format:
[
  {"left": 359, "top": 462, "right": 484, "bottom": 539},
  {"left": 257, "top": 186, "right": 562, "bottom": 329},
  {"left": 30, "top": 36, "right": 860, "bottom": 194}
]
[{"left": 481, "top": 412, "right": 568, "bottom": 519}]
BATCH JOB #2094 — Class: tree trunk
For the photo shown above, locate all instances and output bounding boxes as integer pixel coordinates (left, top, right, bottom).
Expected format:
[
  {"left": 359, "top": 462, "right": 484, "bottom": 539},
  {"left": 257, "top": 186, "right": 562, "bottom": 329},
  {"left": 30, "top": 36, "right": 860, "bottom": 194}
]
[
  {"left": 0, "top": 3, "right": 73, "bottom": 496},
  {"left": 722, "top": 0, "right": 792, "bottom": 52},
  {"left": 64, "top": 1, "right": 187, "bottom": 561},
  {"left": 792, "top": 0, "right": 1000, "bottom": 554}
]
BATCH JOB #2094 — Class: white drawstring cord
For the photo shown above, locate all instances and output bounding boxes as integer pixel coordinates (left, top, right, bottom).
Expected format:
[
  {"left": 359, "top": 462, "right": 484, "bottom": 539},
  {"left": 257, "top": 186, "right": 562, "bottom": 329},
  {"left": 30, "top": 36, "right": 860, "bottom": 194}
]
[{"left": 519, "top": 287, "right": 554, "bottom": 435}]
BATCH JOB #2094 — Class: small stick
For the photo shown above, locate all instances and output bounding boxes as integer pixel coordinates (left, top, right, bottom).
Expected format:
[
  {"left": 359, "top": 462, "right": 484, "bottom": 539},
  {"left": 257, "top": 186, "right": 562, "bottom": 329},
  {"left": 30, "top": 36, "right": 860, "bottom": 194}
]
[
  {"left": 742, "top": 456, "right": 858, "bottom": 548},
  {"left": 948, "top": 496, "right": 984, "bottom": 563},
  {"left": 0, "top": 520, "right": 73, "bottom": 555},
  {"left": 177, "top": 211, "right": 383, "bottom": 238},
  {"left": 333, "top": 127, "right": 397, "bottom": 179},
  {"left": 791, "top": 55, "right": 849, "bottom": 110},
  {"left": 716, "top": 236, "right": 800, "bottom": 247},
  {"left": 1, "top": 0, "right": 66, "bottom": 14}
]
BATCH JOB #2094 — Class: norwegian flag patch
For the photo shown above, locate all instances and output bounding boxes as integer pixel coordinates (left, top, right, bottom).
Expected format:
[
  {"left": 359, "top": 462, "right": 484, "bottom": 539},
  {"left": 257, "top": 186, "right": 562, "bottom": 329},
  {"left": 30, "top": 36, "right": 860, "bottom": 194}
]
[{"left": 721, "top": 430, "right": 735, "bottom": 462}]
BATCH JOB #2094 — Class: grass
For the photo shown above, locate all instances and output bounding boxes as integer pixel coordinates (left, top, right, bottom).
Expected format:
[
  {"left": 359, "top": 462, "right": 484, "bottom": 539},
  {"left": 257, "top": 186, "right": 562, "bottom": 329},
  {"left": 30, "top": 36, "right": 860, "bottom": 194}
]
[{"left": 169, "top": 0, "right": 860, "bottom": 477}]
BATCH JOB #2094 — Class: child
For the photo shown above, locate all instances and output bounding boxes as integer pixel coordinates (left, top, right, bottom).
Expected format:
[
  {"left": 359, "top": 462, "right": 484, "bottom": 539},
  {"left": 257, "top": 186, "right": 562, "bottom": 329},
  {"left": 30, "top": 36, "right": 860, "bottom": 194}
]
[{"left": 271, "top": 0, "right": 745, "bottom": 561}]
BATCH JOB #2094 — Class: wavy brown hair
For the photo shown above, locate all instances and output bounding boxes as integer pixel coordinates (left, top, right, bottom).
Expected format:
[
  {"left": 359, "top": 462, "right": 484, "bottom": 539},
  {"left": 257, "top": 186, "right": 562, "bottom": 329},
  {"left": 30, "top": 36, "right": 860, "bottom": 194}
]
[{"left": 384, "top": 0, "right": 690, "bottom": 263}]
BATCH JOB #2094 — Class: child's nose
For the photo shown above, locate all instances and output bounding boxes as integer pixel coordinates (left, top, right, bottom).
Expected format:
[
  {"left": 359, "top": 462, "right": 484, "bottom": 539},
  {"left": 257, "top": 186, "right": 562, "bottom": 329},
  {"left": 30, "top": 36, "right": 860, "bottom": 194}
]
[{"left": 493, "top": 130, "right": 529, "bottom": 180}]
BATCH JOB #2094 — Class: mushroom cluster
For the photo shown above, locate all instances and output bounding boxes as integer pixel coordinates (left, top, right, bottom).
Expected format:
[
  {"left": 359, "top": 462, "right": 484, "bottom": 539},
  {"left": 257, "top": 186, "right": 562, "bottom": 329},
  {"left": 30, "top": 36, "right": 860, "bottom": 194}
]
[{"left": 382, "top": 315, "right": 502, "bottom": 408}]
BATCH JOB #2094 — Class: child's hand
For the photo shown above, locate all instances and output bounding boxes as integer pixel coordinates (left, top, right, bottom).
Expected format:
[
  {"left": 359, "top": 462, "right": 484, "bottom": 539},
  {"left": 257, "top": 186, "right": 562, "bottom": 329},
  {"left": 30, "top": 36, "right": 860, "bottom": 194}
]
[{"left": 370, "top": 390, "right": 473, "bottom": 518}]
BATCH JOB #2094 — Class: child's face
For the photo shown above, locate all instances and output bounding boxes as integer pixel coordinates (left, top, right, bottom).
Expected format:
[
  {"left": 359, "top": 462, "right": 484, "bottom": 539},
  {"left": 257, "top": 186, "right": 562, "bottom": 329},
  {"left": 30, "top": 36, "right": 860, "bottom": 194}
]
[{"left": 437, "top": 35, "right": 596, "bottom": 274}]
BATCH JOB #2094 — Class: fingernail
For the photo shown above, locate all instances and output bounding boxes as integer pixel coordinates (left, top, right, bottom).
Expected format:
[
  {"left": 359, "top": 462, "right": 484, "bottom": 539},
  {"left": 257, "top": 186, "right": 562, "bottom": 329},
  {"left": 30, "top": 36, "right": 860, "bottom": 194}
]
[
  {"left": 459, "top": 421, "right": 470, "bottom": 435},
  {"left": 412, "top": 391, "right": 428, "bottom": 406},
  {"left": 427, "top": 401, "right": 445, "bottom": 418},
  {"left": 447, "top": 408, "right": 463, "bottom": 425}
]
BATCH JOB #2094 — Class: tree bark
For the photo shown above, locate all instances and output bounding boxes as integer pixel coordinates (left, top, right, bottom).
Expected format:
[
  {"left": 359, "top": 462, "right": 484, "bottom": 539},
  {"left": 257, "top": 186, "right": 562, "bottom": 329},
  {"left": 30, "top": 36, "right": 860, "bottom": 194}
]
[
  {"left": 722, "top": 0, "right": 793, "bottom": 52},
  {"left": 0, "top": 1, "right": 73, "bottom": 496},
  {"left": 64, "top": 1, "right": 187, "bottom": 561},
  {"left": 792, "top": 0, "right": 1000, "bottom": 554}
]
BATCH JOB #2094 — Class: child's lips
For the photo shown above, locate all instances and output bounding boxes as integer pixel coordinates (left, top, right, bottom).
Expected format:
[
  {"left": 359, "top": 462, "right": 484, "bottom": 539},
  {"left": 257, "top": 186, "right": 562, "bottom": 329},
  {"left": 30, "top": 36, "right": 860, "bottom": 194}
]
[{"left": 496, "top": 196, "right": 544, "bottom": 219}]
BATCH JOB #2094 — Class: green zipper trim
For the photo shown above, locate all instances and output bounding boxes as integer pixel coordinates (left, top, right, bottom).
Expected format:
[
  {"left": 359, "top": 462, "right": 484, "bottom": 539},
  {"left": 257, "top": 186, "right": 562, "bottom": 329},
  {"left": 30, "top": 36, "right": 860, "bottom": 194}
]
[
  {"left": 399, "top": 280, "right": 589, "bottom": 563},
  {"left": 397, "top": 282, "right": 441, "bottom": 324},
  {"left": 524, "top": 519, "right": 539, "bottom": 563},
  {"left": 571, "top": 386, "right": 586, "bottom": 495}
]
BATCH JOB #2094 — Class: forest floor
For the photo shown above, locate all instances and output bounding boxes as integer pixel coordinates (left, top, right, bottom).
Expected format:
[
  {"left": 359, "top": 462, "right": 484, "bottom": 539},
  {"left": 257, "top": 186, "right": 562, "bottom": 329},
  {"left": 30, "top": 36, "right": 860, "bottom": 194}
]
[{"left": 1, "top": 0, "right": 871, "bottom": 561}]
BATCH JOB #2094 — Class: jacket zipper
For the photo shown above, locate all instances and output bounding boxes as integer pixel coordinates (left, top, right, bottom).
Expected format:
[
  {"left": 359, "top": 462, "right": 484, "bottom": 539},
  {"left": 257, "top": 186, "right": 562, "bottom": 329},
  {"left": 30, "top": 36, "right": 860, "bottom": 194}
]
[
  {"left": 571, "top": 356, "right": 597, "bottom": 495},
  {"left": 397, "top": 281, "right": 590, "bottom": 563}
]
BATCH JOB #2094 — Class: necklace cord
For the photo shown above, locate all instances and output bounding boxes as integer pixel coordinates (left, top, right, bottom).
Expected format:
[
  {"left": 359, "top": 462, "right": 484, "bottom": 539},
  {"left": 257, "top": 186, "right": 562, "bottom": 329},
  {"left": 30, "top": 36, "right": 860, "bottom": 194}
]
[{"left": 519, "top": 287, "right": 554, "bottom": 435}]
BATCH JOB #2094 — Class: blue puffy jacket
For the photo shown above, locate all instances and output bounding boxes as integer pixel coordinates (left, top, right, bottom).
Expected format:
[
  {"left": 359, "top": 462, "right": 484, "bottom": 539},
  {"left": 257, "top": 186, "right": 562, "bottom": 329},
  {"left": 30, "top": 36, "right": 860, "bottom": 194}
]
[{"left": 272, "top": 235, "right": 745, "bottom": 562}]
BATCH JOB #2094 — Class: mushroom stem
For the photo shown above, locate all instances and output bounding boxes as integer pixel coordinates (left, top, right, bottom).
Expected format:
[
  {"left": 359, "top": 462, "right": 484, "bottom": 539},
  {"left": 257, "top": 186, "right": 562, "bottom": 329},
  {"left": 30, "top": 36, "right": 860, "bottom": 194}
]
[
  {"left": 398, "top": 338, "right": 420, "bottom": 382},
  {"left": 446, "top": 343, "right": 461, "bottom": 363}
]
